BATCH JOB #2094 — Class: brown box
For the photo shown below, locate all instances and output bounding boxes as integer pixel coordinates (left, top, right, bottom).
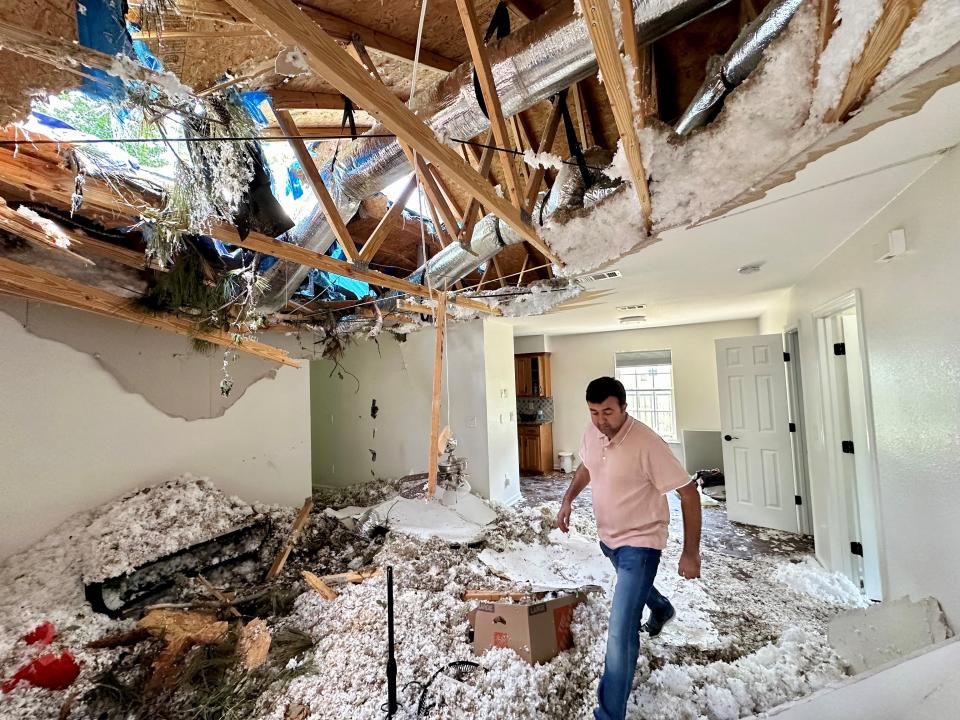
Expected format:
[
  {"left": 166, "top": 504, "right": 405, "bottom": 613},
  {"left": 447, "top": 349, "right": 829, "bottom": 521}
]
[{"left": 471, "top": 592, "right": 584, "bottom": 664}]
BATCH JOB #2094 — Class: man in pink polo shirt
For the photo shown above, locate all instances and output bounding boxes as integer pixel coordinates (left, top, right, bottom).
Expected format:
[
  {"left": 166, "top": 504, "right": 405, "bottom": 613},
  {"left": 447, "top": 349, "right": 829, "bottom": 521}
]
[{"left": 556, "top": 376, "right": 702, "bottom": 720}]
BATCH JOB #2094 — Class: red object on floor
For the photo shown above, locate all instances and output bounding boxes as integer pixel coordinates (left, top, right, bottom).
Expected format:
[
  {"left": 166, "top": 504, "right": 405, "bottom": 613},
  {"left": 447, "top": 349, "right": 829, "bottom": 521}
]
[
  {"left": 22, "top": 622, "right": 56, "bottom": 646},
  {"left": 1, "top": 652, "right": 80, "bottom": 693}
]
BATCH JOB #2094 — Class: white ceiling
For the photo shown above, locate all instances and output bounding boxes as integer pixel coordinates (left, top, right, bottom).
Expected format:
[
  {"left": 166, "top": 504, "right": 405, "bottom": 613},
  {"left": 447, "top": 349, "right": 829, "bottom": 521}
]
[{"left": 509, "top": 80, "right": 960, "bottom": 337}]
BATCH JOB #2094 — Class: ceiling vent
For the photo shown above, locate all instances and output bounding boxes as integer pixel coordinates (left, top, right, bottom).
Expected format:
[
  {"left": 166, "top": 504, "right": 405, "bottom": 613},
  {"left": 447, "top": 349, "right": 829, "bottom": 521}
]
[
  {"left": 619, "top": 315, "right": 647, "bottom": 324},
  {"left": 577, "top": 269, "right": 622, "bottom": 283}
]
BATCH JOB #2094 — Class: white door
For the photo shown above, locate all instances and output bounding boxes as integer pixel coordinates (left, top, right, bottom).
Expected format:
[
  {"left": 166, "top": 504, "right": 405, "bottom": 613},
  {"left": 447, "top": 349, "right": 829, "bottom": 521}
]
[{"left": 716, "top": 335, "right": 799, "bottom": 532}]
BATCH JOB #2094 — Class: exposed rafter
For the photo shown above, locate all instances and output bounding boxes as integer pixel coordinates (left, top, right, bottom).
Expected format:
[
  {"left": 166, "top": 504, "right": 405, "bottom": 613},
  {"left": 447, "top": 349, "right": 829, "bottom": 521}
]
[
  {"left": 824, "top": 0, "right": 925, "bottom": 123},
  {"left": 260, "top": 125, "right": 373, "bottom": 138},
  {"left": 427, "top": 291, "right": 448, "bottom": 498},
  {"left": 211, "top": 225, "right": 502, "bottom": 316},
  {"left": 523, "top": 100, "right": 562, "bottom": 213},
  {"left": 274, "top": 109, "right": 361, "bottom": 262},
  {"left": 0, "top": 256, "right": 300, "bottom": 367},
  {"left": 454, "top": 0, "right": 525, "bottom": 209},
  {"left": 268, "top": 90, "right": 346, "bottom": 110},
  {"left": 359, "top": 175, "right": 418, "bottom": 263},
  {"left": 582, "top": 0, "right": 653, "bottom": 233}
]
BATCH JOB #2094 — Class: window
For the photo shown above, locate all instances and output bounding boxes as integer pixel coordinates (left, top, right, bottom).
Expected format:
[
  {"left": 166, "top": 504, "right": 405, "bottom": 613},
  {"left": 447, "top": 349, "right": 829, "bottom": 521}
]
[{"left": 615, "top": 350, "right": 676, "bottom": 442}]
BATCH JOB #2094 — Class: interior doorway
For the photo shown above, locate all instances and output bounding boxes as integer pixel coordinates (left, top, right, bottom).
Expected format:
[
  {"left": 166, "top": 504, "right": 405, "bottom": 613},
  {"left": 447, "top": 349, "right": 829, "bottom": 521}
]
[
  {"left": 813, "top": 291, "right": 884, "bottom": 601},
  {"left": 784, "top": 328, "right": 814, "bottom": 535}
]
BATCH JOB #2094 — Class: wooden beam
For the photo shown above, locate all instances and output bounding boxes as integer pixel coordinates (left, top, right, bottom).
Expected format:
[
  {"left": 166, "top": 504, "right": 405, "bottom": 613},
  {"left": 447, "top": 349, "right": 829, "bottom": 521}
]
[
  {"left": 260, "top": 125, "right": 373, "bottom": 139},
  {"left": 818, "top": 0, "right": 839, "bottom": 59},
  {"left": 455, "top": 0, "right": 525, "bottom": 209},
  {"left": 523, "top": 100, "right": 562, "bottom": 213},
  {"left": 275, "top": 109, "right": 360, "bottom": 262},
  {"left": 618, "top": 0, "right": 642, "bottom": 110},
  {"left": 824, "top": 0, "right": 925, "bottom": 124},
  {"left": 212, "top": 224, "right": 502, "bottom": 315},
  {"left": 131, "top": 29, "right": 265, "bottom": 40},
  {"left": 429, "top": 165, "right": 464, "bottom": 220},
  {"left": 269, "top": 90, "right": 346, "bottom": 111},
  {"left": 459, "top": 131, "right": 496, "bottom": 242},
  {"left": 0, "top": 256, "right": 300, "bottom": 367},
  {"left": 509, "top": 115, "right": 530, "bottom": 185},
  {"left": 0, "top": 200, "right": 94, "bottom": 266},
  {"left": 224, "top": 0, "right": 558, "bottom": 265},
  {"left": 427, "top": 292, "right": 448, "bottom": 498},
  {"left": 635, "top": 44, "right": 659, "bottom": 124},
  {"left": 359, "top": 175, "right": 417, "bottom": 262},
  {"left": 582, "top": 0, "right": 653, "bottom": 233},
  {"left": 301, "top": 571, "right": 338, "bottom": 600},
  {"left": 572, "top": 82, "right": 591, "bottom": 148}
]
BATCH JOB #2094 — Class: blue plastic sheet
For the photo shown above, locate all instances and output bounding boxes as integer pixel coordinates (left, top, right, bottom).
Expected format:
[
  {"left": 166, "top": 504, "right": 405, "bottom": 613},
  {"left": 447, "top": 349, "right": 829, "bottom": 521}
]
[{"left": 76, "top": 0, "right": 135, "bottom": 100}]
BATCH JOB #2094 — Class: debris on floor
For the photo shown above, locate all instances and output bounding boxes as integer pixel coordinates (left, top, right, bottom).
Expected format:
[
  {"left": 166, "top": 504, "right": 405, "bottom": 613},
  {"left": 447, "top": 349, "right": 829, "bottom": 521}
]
[
  {"left": 775, "top": 557, "right": 870, "bottom": 608},
  {"left": 0, "top": 473, "right": 872, "bottom": 719},
  {"left": 827, "top": 596, "right": 953, "bottom": 674}
]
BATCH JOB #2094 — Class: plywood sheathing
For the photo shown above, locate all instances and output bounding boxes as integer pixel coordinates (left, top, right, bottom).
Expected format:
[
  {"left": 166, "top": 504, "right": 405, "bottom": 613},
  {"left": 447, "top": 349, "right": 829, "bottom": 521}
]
[{"left": 0, "top": 0, "right": 80, "bottom": 126}]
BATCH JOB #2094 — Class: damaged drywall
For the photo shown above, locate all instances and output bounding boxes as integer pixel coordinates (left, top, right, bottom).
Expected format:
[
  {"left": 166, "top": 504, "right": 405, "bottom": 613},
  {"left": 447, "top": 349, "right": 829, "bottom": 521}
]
[{"left": 0, "top": 296, "right": 301, "bottom": 420}]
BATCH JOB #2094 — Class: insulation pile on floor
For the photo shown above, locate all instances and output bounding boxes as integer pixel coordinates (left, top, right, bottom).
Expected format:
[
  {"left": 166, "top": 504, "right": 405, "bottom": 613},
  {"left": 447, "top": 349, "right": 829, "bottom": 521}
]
[{"left": 0, "top": 475, "right": 870, "bottom": 720}]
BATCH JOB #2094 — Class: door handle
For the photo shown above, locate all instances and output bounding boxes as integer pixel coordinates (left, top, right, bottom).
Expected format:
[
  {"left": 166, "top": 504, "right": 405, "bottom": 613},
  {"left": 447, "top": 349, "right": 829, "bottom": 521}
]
[{"left": 723, "top": 434, "right": 740, "bottom": 442}]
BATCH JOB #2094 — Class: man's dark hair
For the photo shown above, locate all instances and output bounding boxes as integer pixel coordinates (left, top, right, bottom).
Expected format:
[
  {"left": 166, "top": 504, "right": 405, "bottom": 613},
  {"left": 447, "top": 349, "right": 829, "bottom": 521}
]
[{"left": 586, "top": 376, "right": 626, "bottom": 406}]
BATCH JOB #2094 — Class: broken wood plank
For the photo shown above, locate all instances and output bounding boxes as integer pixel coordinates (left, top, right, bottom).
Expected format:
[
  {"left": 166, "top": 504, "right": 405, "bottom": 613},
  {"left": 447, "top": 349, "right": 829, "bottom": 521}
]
[
  {"left": 198, "top": 576, "right": 241, "bottom": 618},
  {"left": 274, "top": 109, "right": 360, "bottom": 263},
  {"left": 226, "top": 0, "right": 560, "bottom": 266},
  {"left": 359, "top": 175, "right": 418, "bottom": 262},
  {"left": 301, "top": 570, "right": 338, "bottom": 600},
  {"left": 582, "top": 0, "right": 653, "bottom": 233},
  {"left": 455, "top": 0, "right": 525, "bottom": 209},
  {"left": 213, "top": 225, "right": 502, "bottom": 315},
  {"left": 824, "top": 0, "right": 925, "bottom": 123},
  {"left": 0, "top": 256, "right": 299, "bottom": 367},
  {"left": 427, "top": 292, "right": 448, "bottom": 498},
  {"left": 86, "top": 628, "right": 151, "bottom": 649},
  {"left": 0, "top": 200, "right": 94, "bottom": 266},
  {"left": 266, "top": 496, "right": 315, "bottom": 581}
]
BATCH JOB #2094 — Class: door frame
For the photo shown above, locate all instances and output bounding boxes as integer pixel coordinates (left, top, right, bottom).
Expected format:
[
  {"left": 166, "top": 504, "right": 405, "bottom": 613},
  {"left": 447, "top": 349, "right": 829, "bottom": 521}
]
[
  {"left": 812, "top": 289, "right": 886, "bottom": 599},
  {"left": 784, "top": 326, "right": 814, "bottom": 535}
]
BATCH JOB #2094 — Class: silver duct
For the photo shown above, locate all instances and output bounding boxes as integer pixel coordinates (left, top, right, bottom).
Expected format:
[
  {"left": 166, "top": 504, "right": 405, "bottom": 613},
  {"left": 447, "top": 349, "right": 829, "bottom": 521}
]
[
  {"left": 260, "top": 0, "right": 732, "bottom": 313},
  {"left": 674, "top": 0, "right": 804, "bottom": 136}
]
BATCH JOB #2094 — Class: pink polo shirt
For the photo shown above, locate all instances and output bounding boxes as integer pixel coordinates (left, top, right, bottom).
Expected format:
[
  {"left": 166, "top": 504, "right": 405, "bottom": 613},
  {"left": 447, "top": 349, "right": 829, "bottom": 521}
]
[{"left": 579, "top": 415, "right": 691, "bottom": 550}]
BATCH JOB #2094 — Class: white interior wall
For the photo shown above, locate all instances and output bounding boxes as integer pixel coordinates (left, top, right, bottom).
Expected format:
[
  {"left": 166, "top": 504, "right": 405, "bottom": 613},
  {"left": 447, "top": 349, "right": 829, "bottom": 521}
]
[
  {"left": 0, "top": 302, "right": 312, "bottom": 560},
  {"left": 766, "top": 147, "right": 960, "bottom": 624},
  {"left": 311, "top": 319, "right": 519, "bottom": 503},
  {"left": 542, "top": 319, "right": 759, "bottom": 466},
  {"left": 513, "top": 334, "right": 551, "bottom": 353}
]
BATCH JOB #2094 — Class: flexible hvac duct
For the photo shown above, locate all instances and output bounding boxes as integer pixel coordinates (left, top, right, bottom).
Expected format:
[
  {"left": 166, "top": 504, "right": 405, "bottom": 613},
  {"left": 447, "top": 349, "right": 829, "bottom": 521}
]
[
  {"left": 260, "top": 0, "right": 732, "bottom": 313},
  {"left": 674, "top": 0, "right": 804, "bottom": 136}
]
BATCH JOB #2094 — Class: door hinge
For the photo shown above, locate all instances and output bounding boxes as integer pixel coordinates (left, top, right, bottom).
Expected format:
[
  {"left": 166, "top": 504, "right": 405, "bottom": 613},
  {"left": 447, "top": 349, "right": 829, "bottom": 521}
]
[
  {"left": 783, "top": 351, "right": 791, "bottom": 362},
  {"left": 850, "top": 541, "right": 864, "bottom": 557},
  {"left": 834, "top": 342, "right": 846, "bottom": 356},
  {"left": 789, "top": 422, "right": 797, "bottom": 433},
  {"left": 842, "top": 440, "right": 855, "bottom": 454},
  {"left": 795, "top": 495, "right": 802, "bottom": 506}
]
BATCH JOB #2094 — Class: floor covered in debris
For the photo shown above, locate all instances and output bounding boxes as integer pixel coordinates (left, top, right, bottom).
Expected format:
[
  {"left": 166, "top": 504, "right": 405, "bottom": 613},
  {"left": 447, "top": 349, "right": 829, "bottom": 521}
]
[{"left": 0, "top": 474, "right": 867, "bottom": 720}]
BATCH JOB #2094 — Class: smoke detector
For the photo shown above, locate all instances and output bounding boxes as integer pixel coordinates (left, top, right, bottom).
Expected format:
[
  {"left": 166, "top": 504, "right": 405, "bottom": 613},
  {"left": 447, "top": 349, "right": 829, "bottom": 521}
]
[
  {"left": 577, "top": 269, "right": 622, "bottom": 283},
  {"left": 619, "top": 315, "right": 647, "bottom": 324},
  {"left": 616, "top": 304, "right": 646, "bottom": 311},
  {"left": 737, "top": 261, "right": 765, "bottom": 275}
]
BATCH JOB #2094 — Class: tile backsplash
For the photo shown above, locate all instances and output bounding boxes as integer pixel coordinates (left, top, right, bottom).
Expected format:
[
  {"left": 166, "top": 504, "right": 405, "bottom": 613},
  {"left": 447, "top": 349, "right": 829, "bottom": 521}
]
[{"left": 517, "top": 396, "right": 555, "bottom": 422}]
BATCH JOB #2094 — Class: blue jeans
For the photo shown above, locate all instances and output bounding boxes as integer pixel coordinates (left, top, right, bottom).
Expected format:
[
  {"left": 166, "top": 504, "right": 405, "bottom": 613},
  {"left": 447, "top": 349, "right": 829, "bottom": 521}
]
[{"left": 594, "top": 543, "right": 672, "bottom": 720}]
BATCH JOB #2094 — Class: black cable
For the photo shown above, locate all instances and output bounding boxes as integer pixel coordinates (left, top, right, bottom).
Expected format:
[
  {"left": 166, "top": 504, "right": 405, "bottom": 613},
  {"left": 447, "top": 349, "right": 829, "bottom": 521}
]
[{"left": 401, "top": 661, "right": 484, "bottom": 717}]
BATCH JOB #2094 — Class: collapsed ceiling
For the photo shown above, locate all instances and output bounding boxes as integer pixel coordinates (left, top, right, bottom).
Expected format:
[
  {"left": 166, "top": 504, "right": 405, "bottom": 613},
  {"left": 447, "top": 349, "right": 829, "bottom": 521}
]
[{"left": 0, "top": 0, "right": 956, "bottom": 367}]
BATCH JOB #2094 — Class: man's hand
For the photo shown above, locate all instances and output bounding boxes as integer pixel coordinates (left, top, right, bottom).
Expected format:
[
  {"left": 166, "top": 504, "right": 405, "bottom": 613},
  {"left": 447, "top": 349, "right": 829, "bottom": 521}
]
[
  {"left": 556, "top": 501, "right": 572, "bottom": 533},
  {"left": 678, "top": 550, "right": 701, "bottom": 580}
]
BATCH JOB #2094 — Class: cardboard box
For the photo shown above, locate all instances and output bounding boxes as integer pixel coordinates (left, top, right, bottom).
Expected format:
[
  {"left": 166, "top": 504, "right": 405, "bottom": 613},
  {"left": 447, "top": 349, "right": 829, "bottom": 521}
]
[{"left": 471, "top": 592, "right": 584, "bottom": 664}]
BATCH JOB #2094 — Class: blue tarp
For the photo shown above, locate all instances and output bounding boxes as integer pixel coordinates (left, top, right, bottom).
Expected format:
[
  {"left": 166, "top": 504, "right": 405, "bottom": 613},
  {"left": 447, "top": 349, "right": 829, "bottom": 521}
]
[{"left": 76, "top": 0, "right": 136, "bottom": 100}]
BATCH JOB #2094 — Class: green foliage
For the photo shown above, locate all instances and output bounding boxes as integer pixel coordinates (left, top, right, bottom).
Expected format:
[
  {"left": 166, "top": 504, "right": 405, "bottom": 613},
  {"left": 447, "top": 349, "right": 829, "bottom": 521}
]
[{"left": 34, "top": 92, "right": 170, "bottom": 169}]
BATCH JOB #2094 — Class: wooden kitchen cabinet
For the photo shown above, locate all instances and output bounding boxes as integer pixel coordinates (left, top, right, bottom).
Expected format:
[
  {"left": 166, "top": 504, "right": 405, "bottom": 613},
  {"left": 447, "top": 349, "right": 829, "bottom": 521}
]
[
  {"left": 515, "top": 352, "right": 551, "bottom": 397},
  {"left": 518, "top": 422, "right": 554, "bottom": 475}
]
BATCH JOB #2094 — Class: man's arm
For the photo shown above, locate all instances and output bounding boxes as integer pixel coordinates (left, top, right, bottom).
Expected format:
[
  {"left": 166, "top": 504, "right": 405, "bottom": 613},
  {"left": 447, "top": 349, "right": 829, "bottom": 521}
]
[
  {"left": 676, "top": 481, "right": 702, "bottom": 579},
  {"left": 556, "top": 463, "right": 591, "bottom": 533}
]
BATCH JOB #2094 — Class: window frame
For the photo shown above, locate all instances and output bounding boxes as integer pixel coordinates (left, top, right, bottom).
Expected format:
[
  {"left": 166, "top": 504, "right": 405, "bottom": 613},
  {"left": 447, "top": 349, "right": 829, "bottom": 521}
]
[{"left": 614, "top": 352, "right": 678, "bottom": 443}]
